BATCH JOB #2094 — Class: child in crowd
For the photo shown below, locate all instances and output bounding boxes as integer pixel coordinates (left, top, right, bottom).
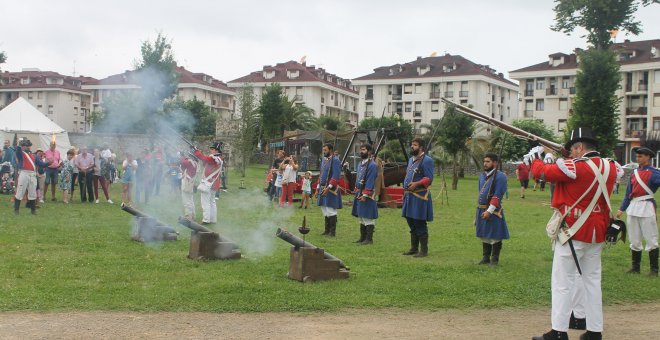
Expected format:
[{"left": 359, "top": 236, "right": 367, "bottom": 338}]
[
  {"left": 59, "top": 149, "right": 75, "bottom": 203},
  {"left": 300, "top": 171, "right": 312, "bottom": 209},
  {"left": 122, "top": 153, "right": 138, "bottom": 206},
  {"left": 274, "top": 167, "right": 283, "bottom": 202}
]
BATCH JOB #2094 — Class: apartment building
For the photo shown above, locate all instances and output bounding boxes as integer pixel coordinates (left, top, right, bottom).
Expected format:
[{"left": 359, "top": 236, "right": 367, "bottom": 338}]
[
  {"left": 0, "top": 69, "right": 95, "bottom": 132},
  {"left": 352, "top": 53, "right": 519, "bottom": 135},
  {"left": 82, "top": 65, "right": 235, "bottom": 122},
  {"left": 509, "top": 39, "right": 660, "bottom": 163},
  {"left": 228, "top": 60, "right": 360, "bottom": 128}
]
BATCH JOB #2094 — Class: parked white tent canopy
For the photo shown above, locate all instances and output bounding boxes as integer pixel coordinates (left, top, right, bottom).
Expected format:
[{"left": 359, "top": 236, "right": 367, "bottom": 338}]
[{"left": 0, "top": 97, "right": 72, "bottom": 154}]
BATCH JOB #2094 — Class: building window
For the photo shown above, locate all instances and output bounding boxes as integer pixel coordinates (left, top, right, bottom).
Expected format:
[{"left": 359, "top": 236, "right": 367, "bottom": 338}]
[
  {"left": 536, "top": 99, "right": 544, "bottom": 111},
  {"left": 365, "top": 85, "right": 373, "bottom": 100},
  {"left": 654, "top": 93, "right": 660, "bottom": 107},
  {"left": 653, "top": 117, "right": 660, "bottom": 131},
  {"left": 558, "top": 119, "right": 567, "bottom": 132},
  {"left": 28, "top": 92, "right": 33, "bottom": 99},
  {"left": 536, "top": 78, "right": 545, "bottom": 90},
  {"left": 37, "top": 105, "right": 43, "bottom": 110},
  {"left": 48, "top": 105, "right": 54, "bottom": 114},
  {"left": 404, "top": 84, "right": 413, "bottom": 94},
  {"left": 414, "top": 83, "right": 422, "bottom": 94},
  {"left": 655, "top": 70, "right": 660, "bottom": 83},
  {"left": 460, "top": 99, "right": 468, "bottom": 105},
  {"left": 559, "top": 98, "right": 568, "bottom": 110},
  {"left": 562, "top": 77, "right": 570, "bottom": 89},
  {"left": 405, "top": 102, "right": 412, "bottom": 112},
  {"left": 431, "top": 101, "right": 439, "bottom": 112}
]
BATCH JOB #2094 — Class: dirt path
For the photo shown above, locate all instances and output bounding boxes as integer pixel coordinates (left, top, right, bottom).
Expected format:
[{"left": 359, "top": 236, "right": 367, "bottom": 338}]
[{"left": 1, "top": 303, "right": 658, "bottom": 339}]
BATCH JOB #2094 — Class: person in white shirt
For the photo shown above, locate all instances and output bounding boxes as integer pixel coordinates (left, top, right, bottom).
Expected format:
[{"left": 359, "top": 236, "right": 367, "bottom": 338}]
[{"left": 279, "top": 156, "right": 297, "bottom": 207}]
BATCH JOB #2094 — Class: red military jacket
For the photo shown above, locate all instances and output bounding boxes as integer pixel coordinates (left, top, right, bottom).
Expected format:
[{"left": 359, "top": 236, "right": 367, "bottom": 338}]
[
  {"left": 531, "top": 152, "right": 621, "bottom": 243},
  {"left": 193, "top": 150, "right": 222, "bottom": 192}
]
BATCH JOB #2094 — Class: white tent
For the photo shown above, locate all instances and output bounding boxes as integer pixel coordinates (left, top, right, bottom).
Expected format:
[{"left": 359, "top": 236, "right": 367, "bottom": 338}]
[{"left": 0, "top": 97, "right": 72, "bottom": 154}]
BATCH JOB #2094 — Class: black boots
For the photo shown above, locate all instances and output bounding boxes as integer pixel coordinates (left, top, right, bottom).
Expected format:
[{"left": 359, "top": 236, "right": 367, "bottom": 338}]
[
  {"left": 414, "top": 235, "right": 428, "bottom": 257},
  {"left": 26, "top": 200, "right": 36, "bottom": 215},
  {"left": 569, "top": 311, "right": 586, "bottom": 330},
  {"left": 579, "top": 331, "right": 602, "bottom": 340},
  {"left": 649, "top": 248, "right": 659, "bottom": 277},
  {"left": 491, "top": 241, "right": 502, "bottom": 265},
  {"left": 532, "top": 329, "right": 568, "bottom": 340},
  {"left": 321, "top": 217, "right": 329, "bottom": 235},
  {"left": 14, "top": 198, "right": 20, "bottom": 215},
  {"left": 354, "top": 224, "right": 366, "bottom": 243},
  {"left": 403, "top": 233, "right": 419, "bottom": 255},
  {"left": 361, "top": 225, "right": 374, "bottom": 245},
  {"left": 628, "top": 250, "right": 642, "bottom": 274},
  {"left": 328, "top": 215, "right": 337, "bottom": 236},
  {"left": 478, "top": 243, "right": 492, "bottom": 265}
]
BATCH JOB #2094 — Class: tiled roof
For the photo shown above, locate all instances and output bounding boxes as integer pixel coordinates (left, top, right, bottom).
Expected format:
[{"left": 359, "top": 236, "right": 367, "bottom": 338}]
[
  {"left": 228, "top": 60, "right": 358, "bottom": 94},
  {"left": 510, "top": 39, "right": 660, "bottom": 73},
  {"left": 0, "top": 70, "right": 96, "bottom": 92},
  {"left": 353, "top": 54, "right": 517, "bottom": 86},
  {"left": 90, "top": 66, "right": 234, "bottom": 92}
]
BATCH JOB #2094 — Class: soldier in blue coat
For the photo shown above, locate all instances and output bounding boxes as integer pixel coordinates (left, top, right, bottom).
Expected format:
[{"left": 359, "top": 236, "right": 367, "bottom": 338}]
[
  {"left": 351, "top": 143, "right": 379, "bottom": 245},
  {"left": 318, "top": 143, "right": 342, "bottom": 236},
  {"left": 475, "top": 153, "right": 509, "bottom": 265},
  {"left": 402, "top": 138, "right": 434, "bottom": 257}
]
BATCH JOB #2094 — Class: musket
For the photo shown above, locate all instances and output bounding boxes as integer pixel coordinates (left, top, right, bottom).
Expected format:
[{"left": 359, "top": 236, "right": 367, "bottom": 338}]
[{"left": 440, "top": 98, "right": 564, "bottom": 153}]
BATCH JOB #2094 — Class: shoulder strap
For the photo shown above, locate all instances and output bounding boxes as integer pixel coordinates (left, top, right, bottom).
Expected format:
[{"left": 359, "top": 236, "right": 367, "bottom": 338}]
[
  {"left": 585, "top": 159, "right": 612, "bottom": 213},
  {"left": 633, "top": 169, "right": 654, "bottom": 197}
]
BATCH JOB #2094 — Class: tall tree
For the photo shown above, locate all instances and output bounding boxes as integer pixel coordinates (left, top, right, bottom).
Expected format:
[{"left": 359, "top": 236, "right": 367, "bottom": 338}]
[
  {"left": 437, "top": 104, "right": 475, "bottom": 190},
  {"left": 318, "top": 115, "right": 346, "bottom": 132},
  {"left": 358, "top": 116, "right": 414, "bottom": 143},
  {"left": 280, "top": 97, "right": 317, "bottom": 131},
  {"left": 568, "top": 49, "right": 622, "bottom": 156},
  {"left": 235, "top": 84, "right": 260, "bottom": 177},
  {"left": 163, "top": 97, "right": 217, "bottom": 137},
  {"left": 551, "top": 0, "right": 643, "bottom": 50},
  {"left": 258, "top": 83, "right": 285, "bottom": 142},
  {"left": 133, "top": 32, "right": 179, "bottom": 114},
  {"left": 491, "top": 119, "right": 558, "bottom": 162}
]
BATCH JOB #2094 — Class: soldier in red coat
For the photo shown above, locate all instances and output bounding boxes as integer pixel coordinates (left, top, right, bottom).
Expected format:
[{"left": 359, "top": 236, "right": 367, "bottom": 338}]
[
  {"left": 193, "top": 142, "right": 223, "bottom": 225},
  {"left": 531, "top": 128, "right": 621, "bottom": 340}
]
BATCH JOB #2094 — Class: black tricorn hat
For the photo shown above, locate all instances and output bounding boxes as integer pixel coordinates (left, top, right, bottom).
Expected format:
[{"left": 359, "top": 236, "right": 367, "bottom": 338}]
[
  {"left": 210, "top": 141, "right": 223, "bottom": 151},
  {"left": 632, "top": 146, "right": 655, "bottom": 158},
  {"left": 564, "top": 127, "right": 599, "bottom": 150},
  {"left": 19, "top": 139, "right": 33, "bottom": 147}
]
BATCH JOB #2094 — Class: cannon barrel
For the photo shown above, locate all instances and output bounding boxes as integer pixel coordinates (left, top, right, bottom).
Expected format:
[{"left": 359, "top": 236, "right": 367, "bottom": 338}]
[
  {"left": 177, "top": 217, "right": 240, "bottom": 250},
  {"left": 276, "top": 228, "right": 347, "bottom": 269},
  {"left": 121, "top": 203, "right": 178, "bottom": 234}
]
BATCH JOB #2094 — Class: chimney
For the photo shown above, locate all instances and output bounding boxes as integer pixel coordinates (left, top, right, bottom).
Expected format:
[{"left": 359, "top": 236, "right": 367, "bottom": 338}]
[
  {"left": 624, "top": 39, "right": 630, "bottom": 43},
  {"left": 416, "top": 56, "right": 422, "bottom": 60},
  {"left": 498, "top": 73, "right": 503, "bottom": 78}
]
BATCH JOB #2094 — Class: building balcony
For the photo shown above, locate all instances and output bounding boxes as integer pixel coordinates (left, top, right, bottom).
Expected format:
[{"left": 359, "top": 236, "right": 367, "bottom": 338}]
[
  {"left": 459, "top": 91, "right": 469, "bottom": 98},
  {"left": 212, "top": 99, "right": 217, "bottom": 106},
  {"left": 294, "top": 95, "right": 303, "bottom": 101},
  {"left": 391, "top": 94, "right": 402, "bottom": 100},
  {"left": 444, "top": 91, "right": 454, "bottom": 97},
  {"left": 569, "top": 87, "right": 576, "bottom": 95},
  {"left": 365, "top": 93, "right": 373, "bottom": 100},
  {"left": 365, "top": 111, "right": 374, "bottom": 118},
  {"left": 626, "top": 107, "right": 647, "bottom": 116},
  {"left": 413, "top": 111, "right": 422, "bottom": 117},
  {"left": 546, "top": 88, "right": 557, "bottom": 96},
  {"left": 524, "top": 89, "right": 534, "bottom": 97},
  {"left": 639, "top": 82, "right": 648, "bottom": 91},
  {"left": 625, "top": 129, "right": 645, "bottom": 138},
  {"left": 523, "top": 110, "right": 534, "bottom": 118},
  {"left": 429, "top": 91, "right": 440, "bottom": 99},
  {"left": 625, "top": 84, "right": 632, "bottom": 92}
]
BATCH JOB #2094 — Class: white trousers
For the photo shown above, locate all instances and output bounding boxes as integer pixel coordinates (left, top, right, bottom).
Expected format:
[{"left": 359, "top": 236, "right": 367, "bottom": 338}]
[
  {"left": 321, "top": 206, "right": 337, "bottom": 217},
  {"left": 627, "top": 215, "right": 659, "bottom": 251},
  {"left": 551, "top": 240, "right": 603, "bottom": 332},
  {"left": 200, "top": 189, "right": 217, "bottom": 223},
  {"left": 181, "top": 190, "right": 195, "bottom": 219},
  {"left": 571, "top": 274, "right": 585, "bottom": 319},
  {"left": 359, "top": 217, "right": 375, "bottom": 226},
  {"left": 15, "top": 170, "right": 37, "bottom": 200}
]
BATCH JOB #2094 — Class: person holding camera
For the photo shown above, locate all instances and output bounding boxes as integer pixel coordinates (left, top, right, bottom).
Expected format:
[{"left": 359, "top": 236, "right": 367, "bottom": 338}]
[{"left": 279, "top": 156, "right": 297, "bottom": 207}]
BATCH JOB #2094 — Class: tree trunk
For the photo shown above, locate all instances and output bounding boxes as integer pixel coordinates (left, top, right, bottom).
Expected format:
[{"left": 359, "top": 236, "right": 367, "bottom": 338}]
[
  {"left": 458, "top": 165, "right": 465, "bottom": 178},
  {"left": 452, "top": 154, "right": 459, "bottom": 190}
]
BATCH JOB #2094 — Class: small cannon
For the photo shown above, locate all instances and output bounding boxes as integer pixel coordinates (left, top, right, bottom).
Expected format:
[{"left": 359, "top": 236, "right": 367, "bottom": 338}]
[
  {"left": 177, "top": 217, "right": 241, "bottom": 260},
  {"left": 121, "top": 203, "right": 179, "bottom": 242},
  {"left": 276, "top": 226, "right": 349, "bottom": 282}
]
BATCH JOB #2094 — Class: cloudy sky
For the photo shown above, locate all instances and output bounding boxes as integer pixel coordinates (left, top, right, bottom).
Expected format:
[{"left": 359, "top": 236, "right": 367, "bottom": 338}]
[{"left": 1, "top": 0, "right": 659, "bottom": 84}]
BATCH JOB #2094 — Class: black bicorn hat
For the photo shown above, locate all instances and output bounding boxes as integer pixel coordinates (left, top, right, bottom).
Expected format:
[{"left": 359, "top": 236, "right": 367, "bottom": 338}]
[
  {"left": 210, "top": 141, "right": 223, "bottom": 151},
  {"left": 19, "top": 139, "right": 33, "bottom": 147},
  {"left": 564, "top": 127, "right": 599, "bottom": 151}
]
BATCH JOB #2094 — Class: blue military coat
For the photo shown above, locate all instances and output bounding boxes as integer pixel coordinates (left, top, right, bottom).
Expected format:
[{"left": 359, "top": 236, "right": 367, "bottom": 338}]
[
  {"left": 475, "top": 170, "right": 509, "bottom": 240},
  {"left": 317, "top": 155, "right": 343, "bottom": 209},
  {"left": 401, "top": 154, "right": 434, "bottom": 221},
  {"left": 351, "top": 158, "right": 378, "bottom": 219}
]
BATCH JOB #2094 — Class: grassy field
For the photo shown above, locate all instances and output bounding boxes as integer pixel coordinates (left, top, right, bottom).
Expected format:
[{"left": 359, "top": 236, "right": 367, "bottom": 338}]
[{"left": 0, "top": 164, "right": 658, "bottom": 313}]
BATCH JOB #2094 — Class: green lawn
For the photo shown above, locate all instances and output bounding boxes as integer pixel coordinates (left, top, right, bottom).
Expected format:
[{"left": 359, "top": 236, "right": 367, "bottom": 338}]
[{"left": 0, "top": 165, "right": 657, "bottom": 312}]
